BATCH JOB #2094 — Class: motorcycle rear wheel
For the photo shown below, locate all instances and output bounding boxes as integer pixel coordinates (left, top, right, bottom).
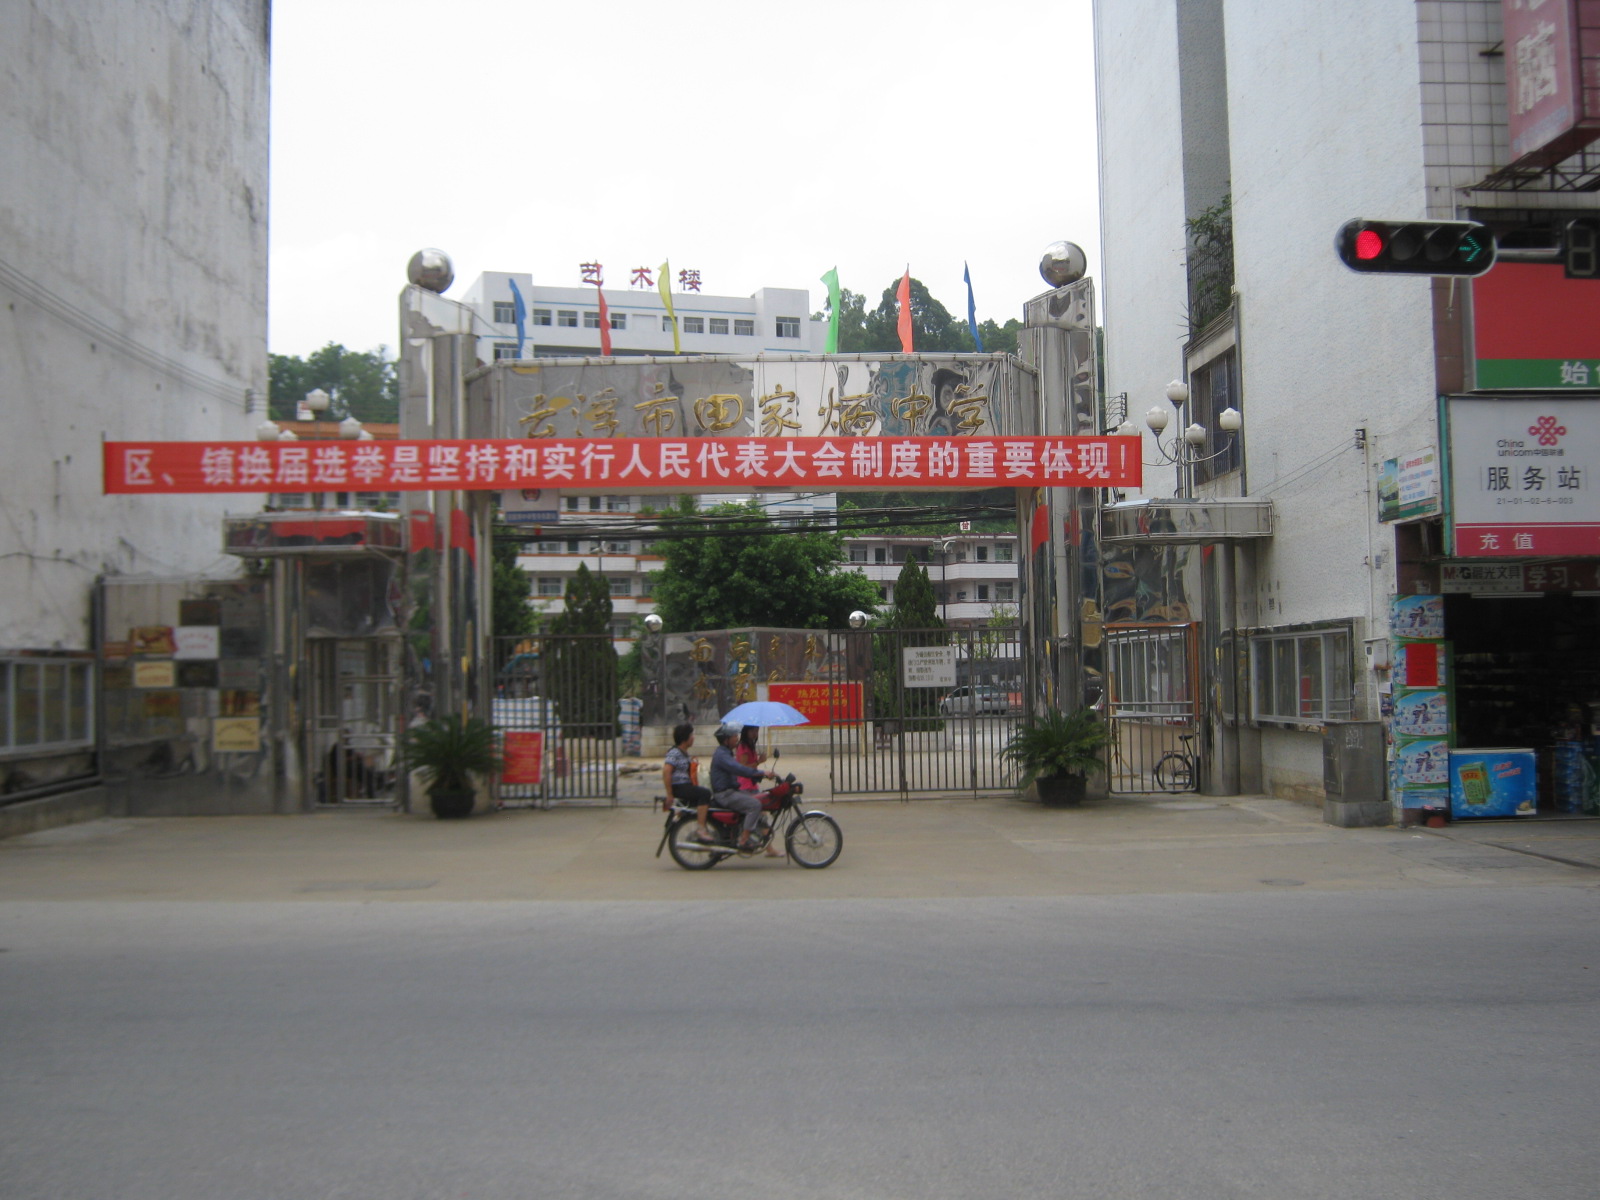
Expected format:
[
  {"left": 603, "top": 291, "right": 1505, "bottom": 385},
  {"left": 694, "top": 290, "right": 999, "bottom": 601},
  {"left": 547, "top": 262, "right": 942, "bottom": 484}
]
[
  {"left": 666, "top": 813, "right": 724, "bottom": 870},
  {"left": 786, "top": 812, "right": 842, "bottom": 869}
]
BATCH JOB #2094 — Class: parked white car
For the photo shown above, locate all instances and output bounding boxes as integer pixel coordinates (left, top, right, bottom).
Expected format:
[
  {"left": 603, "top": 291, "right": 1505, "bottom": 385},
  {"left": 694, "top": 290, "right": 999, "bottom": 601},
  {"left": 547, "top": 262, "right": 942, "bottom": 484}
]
[{"left": 938, "top": 685, "right": 1012, "bottom": 716}]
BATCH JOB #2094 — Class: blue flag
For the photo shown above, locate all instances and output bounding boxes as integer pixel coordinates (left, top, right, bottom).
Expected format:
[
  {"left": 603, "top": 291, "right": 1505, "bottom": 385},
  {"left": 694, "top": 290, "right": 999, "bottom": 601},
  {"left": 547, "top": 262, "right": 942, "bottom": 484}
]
[
  {"left": 963, "top": 262, "right": 984, "bottom": 352},
  {"left": 508, "top": 277, "right": 529, "bottom": 358}
]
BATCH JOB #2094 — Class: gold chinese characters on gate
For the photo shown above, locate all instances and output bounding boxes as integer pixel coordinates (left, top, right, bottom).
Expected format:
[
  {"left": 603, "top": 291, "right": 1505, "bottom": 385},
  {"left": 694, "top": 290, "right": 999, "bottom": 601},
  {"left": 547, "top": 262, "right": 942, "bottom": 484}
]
[{"left": 518, "top": 383, "right": 993, "bottom": 439}]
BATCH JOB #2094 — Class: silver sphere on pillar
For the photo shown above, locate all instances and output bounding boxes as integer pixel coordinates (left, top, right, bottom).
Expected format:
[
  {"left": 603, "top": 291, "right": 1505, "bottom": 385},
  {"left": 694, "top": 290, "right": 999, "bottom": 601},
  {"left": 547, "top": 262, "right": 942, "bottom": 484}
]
[
  {"left": 1038, "top": 241, "right": 1088, "bottom": 288},
  {"left": 848, "top": 610, "right": 869, "bottom": 630},
  {"left": 407, "top": 248, "right": 455, "bottom": 294},
  {"left": 643, "top": 613, "right": 663, "bottom": 634}
]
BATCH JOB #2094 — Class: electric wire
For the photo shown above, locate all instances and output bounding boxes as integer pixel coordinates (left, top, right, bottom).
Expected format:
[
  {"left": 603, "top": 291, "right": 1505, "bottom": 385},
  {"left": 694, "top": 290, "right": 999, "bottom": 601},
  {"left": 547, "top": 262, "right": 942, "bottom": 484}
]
[{"left": 0, "top": 253, "right": 254, "bottom": 409}]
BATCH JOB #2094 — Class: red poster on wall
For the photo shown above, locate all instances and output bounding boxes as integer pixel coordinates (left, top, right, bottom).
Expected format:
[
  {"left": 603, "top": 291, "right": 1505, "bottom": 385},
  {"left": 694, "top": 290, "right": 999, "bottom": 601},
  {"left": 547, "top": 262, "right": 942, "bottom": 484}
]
[
  {"left": 501, "top": 730, "right": 544, "bottom": 784},
  {"left": 769, "top": 682, "right": 862, "bottom": 725}
]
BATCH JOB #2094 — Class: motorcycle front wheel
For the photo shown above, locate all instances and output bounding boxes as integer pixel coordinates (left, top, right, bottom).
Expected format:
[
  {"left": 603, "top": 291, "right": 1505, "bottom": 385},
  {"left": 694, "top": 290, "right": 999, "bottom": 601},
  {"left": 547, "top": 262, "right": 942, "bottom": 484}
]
[
  {"left": 666, "top": 813, "right": 724, "bottom": 870},
  {"left": 785, "top": 812, "right": 842, "bottom": 869}
]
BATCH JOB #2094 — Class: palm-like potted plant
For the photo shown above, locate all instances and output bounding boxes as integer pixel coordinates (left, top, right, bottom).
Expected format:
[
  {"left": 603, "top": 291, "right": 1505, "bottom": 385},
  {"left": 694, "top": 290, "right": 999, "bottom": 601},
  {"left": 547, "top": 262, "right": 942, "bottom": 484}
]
[
  {"left": 1001, "top": 706, "right": 1109, "bottom": 806},
  {"left": 401, "top": 713, "right": 503, "bottom": 819}
]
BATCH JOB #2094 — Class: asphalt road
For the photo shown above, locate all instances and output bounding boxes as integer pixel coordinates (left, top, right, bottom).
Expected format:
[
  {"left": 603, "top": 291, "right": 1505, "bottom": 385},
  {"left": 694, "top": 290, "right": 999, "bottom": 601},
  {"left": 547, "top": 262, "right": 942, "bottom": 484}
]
[{"left": 3, "top": 885, "right": 1598, "bottom": 1199}]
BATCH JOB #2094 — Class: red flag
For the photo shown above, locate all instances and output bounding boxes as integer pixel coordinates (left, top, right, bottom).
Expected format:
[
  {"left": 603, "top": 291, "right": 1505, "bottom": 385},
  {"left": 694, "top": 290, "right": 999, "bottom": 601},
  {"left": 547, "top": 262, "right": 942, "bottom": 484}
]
[
  {"left": 594, "top": 284, "right": 612, "bottom": 355},
  {"left": 896, "top": 267, "right": 913, "bottom": 352}
]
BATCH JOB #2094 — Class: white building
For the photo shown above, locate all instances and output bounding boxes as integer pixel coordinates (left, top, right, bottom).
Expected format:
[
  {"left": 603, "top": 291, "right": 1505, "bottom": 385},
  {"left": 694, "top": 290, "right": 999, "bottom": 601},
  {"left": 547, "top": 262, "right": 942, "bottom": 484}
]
[
  {"left": 841, "top": 533, "right": 1020, "bottom": 628},
  {"left": 459, "top": 271, "right": 829, "bottom": 361},
  {"left": 0, "top": 1, "right": 269, "bottom": 803},
  {"left": 1093, "top": 0, "right": 1600, "bottom": 814}
]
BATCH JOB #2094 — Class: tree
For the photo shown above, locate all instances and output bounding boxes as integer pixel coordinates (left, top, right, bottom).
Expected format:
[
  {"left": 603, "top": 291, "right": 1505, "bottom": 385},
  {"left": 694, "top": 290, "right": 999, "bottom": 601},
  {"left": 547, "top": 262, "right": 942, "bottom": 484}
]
[
  {"left": 490, "top": 528, "right": 537, "bottom": 640},
  {"left": 861, "top": 276, "right": 963, "bottom": 352},
  {"left": 268, "top": 342, "right": 398, "bottom": 422},
  {"left": 871, "top": 556, "right": 948, "bottom": 731},
  {"left": 546, "top": 564, "right": 616, "bottom": 733},
  {"left": 812, "top": 282, "right": 1023, "bottom": 356},
  {"left": 648, "top": 497, "right": 880, "bottom": 632}
]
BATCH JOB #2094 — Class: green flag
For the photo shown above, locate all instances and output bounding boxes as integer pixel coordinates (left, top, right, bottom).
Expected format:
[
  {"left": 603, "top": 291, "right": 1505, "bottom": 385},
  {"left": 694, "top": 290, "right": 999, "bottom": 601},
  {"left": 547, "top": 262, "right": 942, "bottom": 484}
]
[{"left": 821, "top": 266, "right": 841, "bottom": 354}]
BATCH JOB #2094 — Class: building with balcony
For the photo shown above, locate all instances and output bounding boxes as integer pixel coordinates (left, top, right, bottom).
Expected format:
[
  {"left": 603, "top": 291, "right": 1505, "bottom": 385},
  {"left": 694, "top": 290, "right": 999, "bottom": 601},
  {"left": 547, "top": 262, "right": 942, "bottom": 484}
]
[{"left": 841, "top": 533, "right": 1020, "bottom": 629}]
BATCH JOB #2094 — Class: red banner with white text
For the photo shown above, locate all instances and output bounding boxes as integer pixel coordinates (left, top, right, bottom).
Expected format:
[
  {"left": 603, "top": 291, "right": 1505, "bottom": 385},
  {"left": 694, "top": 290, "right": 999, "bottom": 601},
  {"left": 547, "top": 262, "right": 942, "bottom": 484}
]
[{"left": 104, "top": 436, "right": 1141, "bottom": 494}]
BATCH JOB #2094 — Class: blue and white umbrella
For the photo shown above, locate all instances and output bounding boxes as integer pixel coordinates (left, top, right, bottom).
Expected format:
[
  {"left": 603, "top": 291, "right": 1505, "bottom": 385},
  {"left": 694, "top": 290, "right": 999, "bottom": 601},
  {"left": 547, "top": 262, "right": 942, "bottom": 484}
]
[{"left": 720, "top": 700, "right": 810, "bottom": 728}]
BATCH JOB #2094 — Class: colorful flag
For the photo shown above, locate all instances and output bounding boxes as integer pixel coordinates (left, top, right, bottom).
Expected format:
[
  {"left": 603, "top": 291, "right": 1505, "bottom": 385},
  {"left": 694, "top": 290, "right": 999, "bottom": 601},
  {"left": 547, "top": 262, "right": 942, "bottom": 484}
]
[
  {"left": 821, "top": 266, "right": 841, "bottom": 354},
  {"left": 658, "top": 260, "right": 680, "bottom": 354},
  {"left": 508, "top": 277, "right": 529, "bottom": 358},
  {"left": 963, "top": 262, "right": 983, "bottom": 353},
  {"left": 896, "top": 267, "right": 913, "bottom": 353},
  {"left": 593, "top": 282, "right": 612, "bottom": 356}
]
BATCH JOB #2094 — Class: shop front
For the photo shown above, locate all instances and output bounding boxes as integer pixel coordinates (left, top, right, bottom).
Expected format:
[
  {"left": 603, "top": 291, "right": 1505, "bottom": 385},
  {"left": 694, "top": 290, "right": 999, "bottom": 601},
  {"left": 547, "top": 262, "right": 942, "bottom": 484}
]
[{"left": 1388, "top": 395, "right": 1600, "bottom": 822}]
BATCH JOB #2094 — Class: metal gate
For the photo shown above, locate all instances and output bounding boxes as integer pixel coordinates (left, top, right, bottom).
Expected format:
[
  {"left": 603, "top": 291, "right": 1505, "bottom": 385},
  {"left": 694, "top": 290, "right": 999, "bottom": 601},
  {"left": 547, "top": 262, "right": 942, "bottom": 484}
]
[
  {"left": 1101, "top": 623, "right": 1200, "bottom": 792},
  {"left": 307, "top": 637, "right": 403, "bottom": 808},
  {"left": 491, "top": 634, "right": 618, "bottom": 806},
  {"left": 827, "top": 626, "right": 1024, "bottom": 798}
]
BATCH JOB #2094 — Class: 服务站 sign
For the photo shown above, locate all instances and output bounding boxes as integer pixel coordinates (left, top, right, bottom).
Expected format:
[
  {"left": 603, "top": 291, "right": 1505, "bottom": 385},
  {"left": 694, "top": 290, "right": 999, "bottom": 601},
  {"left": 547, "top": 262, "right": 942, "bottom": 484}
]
[
  {"left": 1446, "top": 396, "right": 1600, "bottom": 556},
  {"left": 104, "top": 436, "right": 1141, "bottom": 495}
]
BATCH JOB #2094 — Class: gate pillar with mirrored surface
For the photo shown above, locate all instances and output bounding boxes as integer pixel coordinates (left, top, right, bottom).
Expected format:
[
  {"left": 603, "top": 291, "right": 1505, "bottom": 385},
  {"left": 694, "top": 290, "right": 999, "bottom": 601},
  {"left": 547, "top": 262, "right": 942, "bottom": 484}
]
[{"left": 1097, "top": 498, "right": 1274, "bottom": 793}]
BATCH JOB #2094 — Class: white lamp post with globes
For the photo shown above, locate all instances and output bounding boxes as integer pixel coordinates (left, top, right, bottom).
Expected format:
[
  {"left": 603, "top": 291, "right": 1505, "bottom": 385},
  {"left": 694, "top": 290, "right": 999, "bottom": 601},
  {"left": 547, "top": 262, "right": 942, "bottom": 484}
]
[{"left": 1128, "top": 379, "right": 1242, "bottom": 499}]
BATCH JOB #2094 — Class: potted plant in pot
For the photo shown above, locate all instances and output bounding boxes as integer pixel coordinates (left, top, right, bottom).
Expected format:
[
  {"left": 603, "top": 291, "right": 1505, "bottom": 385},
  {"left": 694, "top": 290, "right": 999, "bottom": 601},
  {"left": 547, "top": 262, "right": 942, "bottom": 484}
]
[
  {"left": 401, "top": 713, "right": 503, "bottom": 819},
  {"left": 1001, "top": 706, "right": 1109, "bottom": 807}
]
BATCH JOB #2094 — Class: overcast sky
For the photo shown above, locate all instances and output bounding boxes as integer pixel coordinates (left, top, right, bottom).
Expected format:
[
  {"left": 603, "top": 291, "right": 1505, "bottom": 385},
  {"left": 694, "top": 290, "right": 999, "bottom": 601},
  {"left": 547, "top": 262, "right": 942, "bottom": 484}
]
[{"left": 268, "top": 0, "right": 1100, "bottom": 360}]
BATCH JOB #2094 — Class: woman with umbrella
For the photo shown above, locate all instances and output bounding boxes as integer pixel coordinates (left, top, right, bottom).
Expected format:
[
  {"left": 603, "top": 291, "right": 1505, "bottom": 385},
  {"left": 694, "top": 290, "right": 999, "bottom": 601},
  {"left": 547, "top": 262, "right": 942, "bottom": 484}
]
[{"left": 735, "top": 724, "right": 766, "bottom": 792}]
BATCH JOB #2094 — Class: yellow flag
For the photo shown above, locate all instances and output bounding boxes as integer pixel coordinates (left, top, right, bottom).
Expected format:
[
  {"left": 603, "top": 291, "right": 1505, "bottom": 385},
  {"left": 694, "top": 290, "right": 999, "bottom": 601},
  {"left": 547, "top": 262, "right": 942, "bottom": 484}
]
[{"left": 658, "top": 261, "right": 680, "bottom": 354}]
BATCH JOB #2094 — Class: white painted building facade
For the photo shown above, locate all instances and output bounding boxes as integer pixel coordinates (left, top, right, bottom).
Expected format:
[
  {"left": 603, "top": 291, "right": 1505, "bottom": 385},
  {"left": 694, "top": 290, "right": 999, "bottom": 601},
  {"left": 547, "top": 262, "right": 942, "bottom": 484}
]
[{"left": 1093, "top": 0, "right": 1600, "bottom": 809}]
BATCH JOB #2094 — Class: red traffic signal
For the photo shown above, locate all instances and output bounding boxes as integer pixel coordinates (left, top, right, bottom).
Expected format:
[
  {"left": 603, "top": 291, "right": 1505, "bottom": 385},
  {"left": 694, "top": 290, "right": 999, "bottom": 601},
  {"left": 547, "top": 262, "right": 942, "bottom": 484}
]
[{"left": 1335, "top": 219, "right": 1496, "bottom": 277}]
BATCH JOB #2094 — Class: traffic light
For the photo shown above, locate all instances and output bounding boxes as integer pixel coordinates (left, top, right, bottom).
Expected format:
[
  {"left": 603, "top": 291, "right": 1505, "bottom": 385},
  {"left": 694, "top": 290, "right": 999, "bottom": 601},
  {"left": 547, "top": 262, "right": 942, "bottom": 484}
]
[{"left": 1334, "top": 219, "right": 1496, "bottom": 276}]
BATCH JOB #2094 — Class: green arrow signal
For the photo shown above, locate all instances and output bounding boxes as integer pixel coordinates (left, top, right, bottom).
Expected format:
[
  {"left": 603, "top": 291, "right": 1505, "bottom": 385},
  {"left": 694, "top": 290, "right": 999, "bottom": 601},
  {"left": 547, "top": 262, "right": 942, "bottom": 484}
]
[{"left": 1462, "top": 234, "right": 1486, "bottom": 262}]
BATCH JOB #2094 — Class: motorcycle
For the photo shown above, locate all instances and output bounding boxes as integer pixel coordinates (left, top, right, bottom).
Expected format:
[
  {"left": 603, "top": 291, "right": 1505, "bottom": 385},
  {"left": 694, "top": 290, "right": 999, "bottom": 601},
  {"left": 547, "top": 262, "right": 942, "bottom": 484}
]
[{"left": 655, "top": 759, "right": 842, "bottom": 870}]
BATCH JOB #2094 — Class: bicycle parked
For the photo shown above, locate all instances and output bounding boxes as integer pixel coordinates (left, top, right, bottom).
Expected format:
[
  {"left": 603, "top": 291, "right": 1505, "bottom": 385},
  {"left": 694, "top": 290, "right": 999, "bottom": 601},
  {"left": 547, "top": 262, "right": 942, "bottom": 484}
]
[{"left": 1154, "top": 732, "right": 1201, "bottom": 793}]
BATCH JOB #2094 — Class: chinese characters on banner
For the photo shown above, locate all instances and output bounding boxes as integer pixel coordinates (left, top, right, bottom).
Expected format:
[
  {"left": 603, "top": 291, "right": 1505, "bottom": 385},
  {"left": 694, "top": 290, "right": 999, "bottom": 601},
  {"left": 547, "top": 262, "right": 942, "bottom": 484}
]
[
  {"left": 1446, "top": 396, "right": 1598, "bottom": 556},
  {"left": 104, "top": 436, "right": 1142, "bottom": 495}
]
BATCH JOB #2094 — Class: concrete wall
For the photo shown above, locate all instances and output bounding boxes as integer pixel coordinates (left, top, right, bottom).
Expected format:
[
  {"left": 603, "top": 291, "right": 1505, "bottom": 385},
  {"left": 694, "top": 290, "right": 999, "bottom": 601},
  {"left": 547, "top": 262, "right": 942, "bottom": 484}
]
[{"left": 0, "top": 0, "right": 271, "bottom": 652}]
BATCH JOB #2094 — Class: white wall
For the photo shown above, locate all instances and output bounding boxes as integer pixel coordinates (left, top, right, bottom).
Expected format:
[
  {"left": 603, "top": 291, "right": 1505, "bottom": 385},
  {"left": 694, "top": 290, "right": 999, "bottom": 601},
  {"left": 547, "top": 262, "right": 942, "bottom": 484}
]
[
  {"left": 0, "top": 0, "right": 270, "bottom": 649},
  {"left": 1093, "top": 0, "right": 1191, "bottom": 500}
]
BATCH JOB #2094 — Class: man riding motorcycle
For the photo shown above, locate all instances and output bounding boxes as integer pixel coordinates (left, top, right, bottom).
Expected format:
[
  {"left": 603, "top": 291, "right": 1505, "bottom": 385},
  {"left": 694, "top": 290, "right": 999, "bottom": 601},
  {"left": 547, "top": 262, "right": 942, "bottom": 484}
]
[{"left": 708, "top": 722, "right": 781, "bottom": 856}]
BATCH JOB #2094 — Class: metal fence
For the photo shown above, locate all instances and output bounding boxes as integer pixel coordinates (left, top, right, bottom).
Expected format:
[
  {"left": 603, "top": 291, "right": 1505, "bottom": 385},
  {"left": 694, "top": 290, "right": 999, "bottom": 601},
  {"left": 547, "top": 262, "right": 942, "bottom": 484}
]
[
  {"left": 490, "top": 634, "right": 618, "bottom": 806},
  {"left": 1101, "top": 623, "right": 1200, "bottom": 792},
  {"left": 826, "top": 626, "right": 1025, "bottom": 798}
]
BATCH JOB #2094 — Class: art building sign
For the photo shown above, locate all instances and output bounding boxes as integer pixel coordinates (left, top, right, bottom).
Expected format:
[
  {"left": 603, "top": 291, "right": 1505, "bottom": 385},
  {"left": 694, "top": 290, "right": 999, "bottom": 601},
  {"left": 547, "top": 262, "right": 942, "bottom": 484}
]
[{"left": 1446, "top": 396, "right": 1600, "bottom": 556}]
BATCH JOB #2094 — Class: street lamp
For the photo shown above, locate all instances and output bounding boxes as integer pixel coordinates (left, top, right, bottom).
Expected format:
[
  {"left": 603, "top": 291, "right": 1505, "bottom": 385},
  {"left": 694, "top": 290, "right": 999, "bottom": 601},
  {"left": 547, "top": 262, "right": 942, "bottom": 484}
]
[{"left": 1141, "top": 379, "right": 1242, "bottom": 498}]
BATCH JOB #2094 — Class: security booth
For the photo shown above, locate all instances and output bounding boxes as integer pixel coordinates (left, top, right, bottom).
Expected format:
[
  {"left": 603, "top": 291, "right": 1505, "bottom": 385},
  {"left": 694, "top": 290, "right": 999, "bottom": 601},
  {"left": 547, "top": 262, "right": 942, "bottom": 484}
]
[{"left": 221, "top": 510, "right": 409, "bottom": 811}]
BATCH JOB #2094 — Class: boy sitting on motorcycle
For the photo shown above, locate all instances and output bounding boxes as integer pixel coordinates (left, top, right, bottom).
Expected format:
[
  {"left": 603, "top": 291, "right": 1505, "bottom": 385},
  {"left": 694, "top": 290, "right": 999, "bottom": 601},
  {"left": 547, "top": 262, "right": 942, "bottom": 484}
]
[
  {"left": 710, "top": 723, "right": 780, "bottom": 855},
  {"left": 662, "top": 722, "right": 714, "bottom": 842}
]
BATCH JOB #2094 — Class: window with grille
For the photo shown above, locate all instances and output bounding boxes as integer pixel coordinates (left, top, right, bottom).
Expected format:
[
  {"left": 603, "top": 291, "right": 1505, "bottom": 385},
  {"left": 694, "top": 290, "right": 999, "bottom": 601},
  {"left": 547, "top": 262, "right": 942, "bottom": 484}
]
[
  {"left": 682, "top": 316, "right": 705, "bottom": 334},
  {"left": 537, "top": 577, "right": 563, "bottom": 597},
  {"left": 1250, "top": 626, "right": 1353, "bottom": 724},
  {"left": 583, "top": 311, "right": 601, "bottom": 329},
  {"left": 734, "top": 319, "right": 755, "bottom": 336},
  {"left": 775, "top": 316, "right": 800, "bottom": 338},
  {"left": 493, "top": 301, "right": 516, "bottom": 324},
  {"left": 1, "top": 657, "right": 94, "bottom": 753},
  {"left": 533, "top": 308, "right": 552, "bottom": 326},
  {"left": 709, "top": 318, "right": 728, "bottom": 334}
]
